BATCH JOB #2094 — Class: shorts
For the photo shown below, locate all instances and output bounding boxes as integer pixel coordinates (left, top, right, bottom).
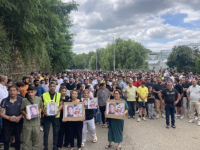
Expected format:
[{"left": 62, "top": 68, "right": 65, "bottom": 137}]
[
  {"left": 176, "top": 99, "right": 183, "bottom": 107},
  {"left": 139, "top": 102, "right": 147, "bottom": 108}
]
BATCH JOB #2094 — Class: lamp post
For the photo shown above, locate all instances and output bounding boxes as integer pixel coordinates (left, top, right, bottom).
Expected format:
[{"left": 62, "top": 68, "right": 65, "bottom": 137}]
[{"left": 113, "top": 37, "right": 115, "bottom": 71}]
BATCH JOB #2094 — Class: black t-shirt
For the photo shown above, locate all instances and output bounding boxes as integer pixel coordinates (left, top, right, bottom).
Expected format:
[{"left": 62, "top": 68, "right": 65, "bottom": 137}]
[
  {"left": 161, "top": 88, "right": 178, "bottom": 104},
  {"left": 174, "top": 84, "right": 183, "bottom": 96},
  {"left": 147, "top": 92, "right": 155, "bottom": 103},
  {"left": 153, "top": 83, "right": 166, "bottom": 99},
  {"left": 60, "top": 96, "right": 70, "bottom": 120},
  {"left": 182, "top": 82, "right": 192, "bottom": 97},
  {"left": 1, "top": 96, "right": 23, "bottom": 116},
  {"left": 66, "top": 83, "right": 76, "bottom": 90}
]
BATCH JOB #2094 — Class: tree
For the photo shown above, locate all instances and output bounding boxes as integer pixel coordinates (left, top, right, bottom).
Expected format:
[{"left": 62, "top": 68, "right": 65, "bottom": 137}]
[
  {"left": 167, "top": 45, "right": 195, "bottom": 72},
  {"left": 0, "top": 0, "right": 78, "bottom": 72}
]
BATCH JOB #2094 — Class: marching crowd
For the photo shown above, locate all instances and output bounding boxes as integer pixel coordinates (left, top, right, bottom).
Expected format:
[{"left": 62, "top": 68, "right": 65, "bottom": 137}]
[{"left": 0, "top": 69, "right": 200, "bottom": 150}]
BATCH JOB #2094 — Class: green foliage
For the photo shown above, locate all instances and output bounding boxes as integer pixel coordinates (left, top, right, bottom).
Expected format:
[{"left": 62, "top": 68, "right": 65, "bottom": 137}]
[
  {"left": 84, "top": 38, "right": 149, "bottom": 71},
  {"left": 0, "top": 0, "right": 78, "bottom": 72},
  {"left": 167, "top": 45, "right": 195, "bottom": 72}
]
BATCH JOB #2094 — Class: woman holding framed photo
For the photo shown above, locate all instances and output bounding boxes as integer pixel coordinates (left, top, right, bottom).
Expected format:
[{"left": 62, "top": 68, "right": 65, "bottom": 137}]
[
  {"left": 81, "top": 89, "right": 98, "bottom": 147},
  {"left": 105, "top": 89, "right": 128, "bottom": 150},
  {"left": 63, "top": 90, "right": 85, "bottom": 150}
]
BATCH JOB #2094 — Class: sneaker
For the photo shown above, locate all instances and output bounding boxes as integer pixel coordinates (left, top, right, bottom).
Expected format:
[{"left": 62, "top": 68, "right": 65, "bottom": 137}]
[
  {"left": 166, "top": 125, "right": 170, "bottom": 129},
  {"left": 128, "top": 116, "right": 131, "bottom": 119},
  {"left": 180, "top": 116, "right": 184, "bottom": 119},
  {"left": 175, "top": 115, "right": 179, "bottom": 118},
  {"left": 171, "top": 125, "right": 176, "bottom": 128},
  {"left": 81, "top": 142, "right": 84, "bottom": 147},
  {"left": 142, "top": 117, "right": 146, "bottom": 121},
  {"left": 198, "top": 121, "right": 200, "bottom": 126},
  {"left": 161, "top": 114, "right": 165, "bottom": 118},
  {"left": 156, "top": 114, "right": 159, "bottom": 119},
  {"left": 189, "top": 119, "right": 194, "bottom": 123},
  {"left": 136, "top": 110, "right": 139, "bottom": 114},
  {"left": 195, "top": 116, "right": 198, "bottom": 120},
  {"left": 151, "top": 116, "right": 154, "bottom": 120},
  {"left": 40, "top": 126, "right": 43, "bottom": 132},
  {"left": 137, "top": 118, "right": 141, "bottom": 122},
  {"left": 132, "top": 116, "right": 135, "bottom": 119}
]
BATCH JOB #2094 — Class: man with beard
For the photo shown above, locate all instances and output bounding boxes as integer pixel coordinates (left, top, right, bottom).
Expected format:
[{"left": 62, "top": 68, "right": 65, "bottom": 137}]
[
  {"left": 34, "top": 79, "right": 45, "bottom": 97},
  {"left": 182, "top": 77, "right": 191, "bottom": 118},
  {"left": 66, "top": 77, "right": 76, "bottom": 92},
  {"left": 21, "top": 77, "right": 29, "bottom": 98},
  {"left": 153, "top": 77, "right": 166, "bottom": 119}
]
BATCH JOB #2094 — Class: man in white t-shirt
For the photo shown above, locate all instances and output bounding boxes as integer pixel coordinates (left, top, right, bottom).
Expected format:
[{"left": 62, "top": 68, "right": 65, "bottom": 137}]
[{"left": 187, "top": 79, "right": 200, "bottom": 125}]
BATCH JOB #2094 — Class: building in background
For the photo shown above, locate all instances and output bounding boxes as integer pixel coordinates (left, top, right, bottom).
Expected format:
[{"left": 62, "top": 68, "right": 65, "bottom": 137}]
[{"left": 146, "top": 50, "right": 172, "bottom": 72}]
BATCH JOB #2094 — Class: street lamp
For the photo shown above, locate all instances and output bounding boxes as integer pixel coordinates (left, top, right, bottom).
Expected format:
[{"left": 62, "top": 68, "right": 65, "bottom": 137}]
[{"left": 113, "top": 37, "right": 115, "bottom": 71}]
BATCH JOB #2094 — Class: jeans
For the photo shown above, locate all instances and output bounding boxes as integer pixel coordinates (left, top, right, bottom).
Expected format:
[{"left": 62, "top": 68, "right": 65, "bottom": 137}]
[
  {"left": 93, "top": 109, "right": 101, "bottom": 123},
  {"left": 99, "top": 106, "right": 106, "bottom": 124},
  {"left": 3, "top": 119, "right": 23, "bottom": 150},
  {"left": 127, "top": 101, "right": 135, "bottom": 117},
  {"left": 148, "top": 103, "right": 154, "bottom": 118},
  {"left": 43, "top": 117, "right": 60, "bottom": 148},
  {"left": 165, "top": 104, "right": 175, "bottom": 126}
]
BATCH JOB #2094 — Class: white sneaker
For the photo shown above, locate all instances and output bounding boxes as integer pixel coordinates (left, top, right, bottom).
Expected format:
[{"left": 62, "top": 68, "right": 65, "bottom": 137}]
[
  {"left": 175, "top": 115, "right": 179, "bottom": 118},
  {"left": 81, "top": 142, "right": 85, "bottom": 147},
  {"left": 195, "top": 117, "right": 198, "bottom": 120},
  {"left": 189, "top": 119, "right": 194, "bottom": 123},
  {"left": 136, "top": 110, "right": 139, "bottom": 114},
  {"left": 40, "top": 127, "right": 43, "bottom": 132},
  {"left": 162, "top": 114, "right": 165, "bottom": 118},
  {"left": 142, "top": 117, "right": 146, "bottom": 121},
  {"left": 198, "top": 121, "right": 200, "bottom": 126},
  {"left": 180, "top": 116, "right": 184, "bottom": 119},
  {"left": 137, "top": 118, "right": 141, "bottom": 122},
  {"left": 156, "top": 114, "right": 159, "bottom": 119}
]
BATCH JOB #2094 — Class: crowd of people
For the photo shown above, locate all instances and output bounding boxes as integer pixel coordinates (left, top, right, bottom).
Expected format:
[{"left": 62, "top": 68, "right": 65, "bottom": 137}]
[{"left": 0, "top": 69, "right": 200, "bottom": 150}]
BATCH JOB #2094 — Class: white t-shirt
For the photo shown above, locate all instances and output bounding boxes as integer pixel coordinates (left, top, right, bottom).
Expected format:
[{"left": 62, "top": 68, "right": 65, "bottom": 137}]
[
  {"left": 42, "top": 83, "right": 49, "bottom": 92},
  {"left": 0, "top": 83, "right": 8, "bottom": 104},
  {"left": 57, "top": 78, "right": 63, "bottom": 85},
  {"left": 187, "top": 85, "right": 200, "bottom": 102}
]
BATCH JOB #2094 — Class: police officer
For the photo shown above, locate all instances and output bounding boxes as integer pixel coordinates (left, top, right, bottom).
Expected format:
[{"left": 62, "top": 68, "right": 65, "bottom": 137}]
[
  {"left": 42, "top": 81, "right": 62, "bottom": 150},
  {"left": 0, "top": 85, "right": 23, "bottom": 150},
  {"left": 21, "top": 86, "right": 43, "bottom": 150}
]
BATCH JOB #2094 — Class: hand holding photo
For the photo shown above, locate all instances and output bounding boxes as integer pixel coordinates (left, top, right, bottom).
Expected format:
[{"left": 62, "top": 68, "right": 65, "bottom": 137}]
[
  {"left": 26, "top": 104, "right": 39, "bottom": 119},
  {"left": 88, "top": 98, "right": 98, "bottom": 109},
  {"left": 47, "top": 102, "right": 57, "bottom": 116}
]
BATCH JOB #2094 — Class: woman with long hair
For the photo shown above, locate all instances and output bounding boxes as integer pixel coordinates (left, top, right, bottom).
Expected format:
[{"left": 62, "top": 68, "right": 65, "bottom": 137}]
[
  {"left": 105, "top": 89, "right": 128, "bottom": 150},
  {"left": 57, "top": 86, "right": 70, "bottom": 149}
]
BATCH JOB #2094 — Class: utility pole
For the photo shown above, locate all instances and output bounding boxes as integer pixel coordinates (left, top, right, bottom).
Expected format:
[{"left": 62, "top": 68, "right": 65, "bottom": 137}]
[
  {"left": 113, "top": 37, "right": 115, "bottom": 71},
  {"left": 96, "top": 50, "right": 97, "bottom": 70}
]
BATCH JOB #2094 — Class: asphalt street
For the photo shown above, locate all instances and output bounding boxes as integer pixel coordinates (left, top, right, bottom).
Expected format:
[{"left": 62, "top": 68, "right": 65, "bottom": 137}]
[{"left": 9, "top": 115, "right": 200, "bottom": 150}]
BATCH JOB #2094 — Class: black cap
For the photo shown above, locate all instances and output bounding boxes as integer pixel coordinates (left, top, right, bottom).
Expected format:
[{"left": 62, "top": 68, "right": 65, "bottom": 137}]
[
  {"left": 27, "top": 86, "right": 36, "bottom": 91},
  {"left": 89, "top": 77, "right": 93, "bottom": 80}
]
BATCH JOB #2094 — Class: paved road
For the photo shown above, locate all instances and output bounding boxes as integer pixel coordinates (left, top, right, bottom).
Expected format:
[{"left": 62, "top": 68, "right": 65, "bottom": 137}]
[{"left": 10, "top": 115, "right": 200, "bottom": 150}]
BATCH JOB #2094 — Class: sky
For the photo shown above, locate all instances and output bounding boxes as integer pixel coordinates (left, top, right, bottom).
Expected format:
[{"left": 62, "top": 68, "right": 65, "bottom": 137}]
[{"left": 68, "top": 0, "right": 200, "bottom": 54}]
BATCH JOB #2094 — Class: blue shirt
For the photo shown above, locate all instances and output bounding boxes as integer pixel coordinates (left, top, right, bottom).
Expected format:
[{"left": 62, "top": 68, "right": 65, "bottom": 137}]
[{"left": 37, "top": 86, "right": 45, "bottom": 97}]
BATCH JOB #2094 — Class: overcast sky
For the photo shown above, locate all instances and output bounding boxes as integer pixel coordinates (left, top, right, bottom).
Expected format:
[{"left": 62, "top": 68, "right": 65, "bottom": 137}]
[{"left": 69, "top": 0, "right": 200, "bottom": 54}]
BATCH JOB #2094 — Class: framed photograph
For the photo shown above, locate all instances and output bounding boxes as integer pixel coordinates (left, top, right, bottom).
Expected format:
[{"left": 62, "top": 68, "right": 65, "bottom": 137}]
[
  {"left": 88, "top": 98, "right": 98, "bottom": 109},
  {"left": 82, "top": 98, "right": 89, "bottom": 109},
  {"left": 26, "top": 104, "right": 39, "bottom": 119},
  {"left": 105, "top": 100, "right": 125, "bottom": 120},
  {"left": 47, "top": 102, "right": 57, "bottom": 116},
  {"left": 63, "top": 102, "right": 84, "bottom": 121},
  {"left": 82, "top": 98, "right": 98, "bottom": 109}
]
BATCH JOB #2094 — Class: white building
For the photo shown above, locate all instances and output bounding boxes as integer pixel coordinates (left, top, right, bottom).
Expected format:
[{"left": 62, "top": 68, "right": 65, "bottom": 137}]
[{"left": 146, "top": 50, "right": 171, "bottom": 72}]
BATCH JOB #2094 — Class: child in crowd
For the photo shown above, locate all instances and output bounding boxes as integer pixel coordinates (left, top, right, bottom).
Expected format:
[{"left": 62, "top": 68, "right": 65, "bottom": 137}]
[{"left": 147, "top": 86, "right": 155, "bottom": 119}]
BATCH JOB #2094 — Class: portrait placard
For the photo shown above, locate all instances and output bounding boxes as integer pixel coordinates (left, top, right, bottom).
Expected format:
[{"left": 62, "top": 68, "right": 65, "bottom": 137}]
[
  {"left": 26, "top": 104, "right": 39, "bottom": 119},
  {"left": 63, "top": 102, "right": 84, "bottom": 121},
  {"left": 82, "top": 98, "right": 98, "bottom": 109},
  {"left": 47, "top": 102, "right": 57, "bottom": 116},
  {"left": 105, "top": 100, "right": 125, "bottom": 120}
]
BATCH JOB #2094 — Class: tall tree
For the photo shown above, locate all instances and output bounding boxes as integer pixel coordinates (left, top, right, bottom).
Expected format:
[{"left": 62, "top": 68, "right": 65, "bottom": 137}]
[{"left": 167, "top": 45, "right": 195, "bottom": 72}]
